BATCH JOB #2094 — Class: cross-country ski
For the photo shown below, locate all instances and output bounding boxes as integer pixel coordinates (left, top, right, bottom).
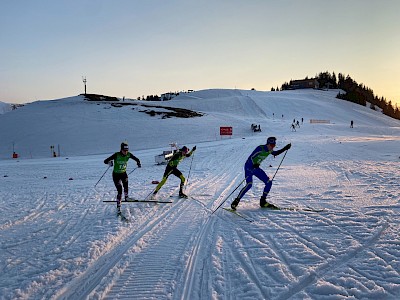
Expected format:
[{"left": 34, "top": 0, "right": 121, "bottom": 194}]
[
  {"left": 222, "top": 207, "right": 254, "bottom": 222},
  {"left": 103, "top": 199, "right": 173, "bottom": 204}
]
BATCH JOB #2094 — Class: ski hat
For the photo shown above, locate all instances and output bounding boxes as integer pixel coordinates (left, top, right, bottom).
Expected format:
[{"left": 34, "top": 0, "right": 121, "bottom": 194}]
[
  {"left": 121, "top": 142, "right": 129, "bottom": 151},
  {"left": 181, "top": 146, "right": 189, "bottom": 153},
  {"left": 266, "top": 137, "right": 277, "bottom": 145}
]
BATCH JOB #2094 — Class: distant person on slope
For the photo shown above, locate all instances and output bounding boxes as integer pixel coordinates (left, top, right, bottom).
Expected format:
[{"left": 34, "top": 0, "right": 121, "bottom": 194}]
[
  {"left": 104, "top": 142, "right": 141, "bottom": 209},
  {"left": 231, "top": 137, "right": 291, "bottom": 210},
  {"left": 152, "top": 146, "right": 196, "bottom": 198}
]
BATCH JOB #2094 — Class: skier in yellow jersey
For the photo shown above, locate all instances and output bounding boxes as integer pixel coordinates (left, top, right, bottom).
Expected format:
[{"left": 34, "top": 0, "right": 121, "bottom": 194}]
[{"left": 152, "top": 146, "right": 196, "bottom": 198}]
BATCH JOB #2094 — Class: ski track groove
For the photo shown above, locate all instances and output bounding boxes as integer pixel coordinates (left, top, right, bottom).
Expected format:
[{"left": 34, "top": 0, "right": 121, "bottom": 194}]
[
  {"left": 55, "top": 200, "right": 183, "bottom": 300},
  {"left": 179, "top": 202, "right": 215, "bottom": 300},
  {"left": 221, "top": 225, "right": 269, "bottom": 299},
  {"left": 233, "top": 228, "right": 275, "bottom": 299},
  {"left": 101, "top": 199, "right": 209, "bottom": 299},
  {"left": 2, "top": 133, "right": 399, "bottom": 299}
]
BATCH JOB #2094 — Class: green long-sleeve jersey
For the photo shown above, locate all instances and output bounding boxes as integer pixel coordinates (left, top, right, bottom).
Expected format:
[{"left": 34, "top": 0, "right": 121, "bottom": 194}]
[{"left": 104, "top": 152, "right": 140, "bottom": 173}]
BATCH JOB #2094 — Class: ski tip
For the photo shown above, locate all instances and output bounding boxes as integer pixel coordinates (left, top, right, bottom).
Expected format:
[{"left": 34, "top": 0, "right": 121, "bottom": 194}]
[{"left": 223, "top": 207, "right": 235, "bottom": 212}]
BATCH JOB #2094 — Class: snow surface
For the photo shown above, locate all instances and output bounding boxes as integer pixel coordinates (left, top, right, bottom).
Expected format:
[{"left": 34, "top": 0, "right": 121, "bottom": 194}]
[
  {"left": 0, "top": 89, "right": 400, "bottom": 299},
  {"left": 0, "top": 101, "right": 12, "bottom": 115}
]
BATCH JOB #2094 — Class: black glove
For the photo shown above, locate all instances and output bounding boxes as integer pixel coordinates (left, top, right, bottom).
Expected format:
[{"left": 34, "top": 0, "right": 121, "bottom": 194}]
[
  {"left": 253, "top": 163, "right": 260, "bottom": 168},
  {"left": 283, "top": 143, "right": 291, "bottom": 151},
  {"left": 192, "top": 146, "right": 197, "bottom": 151},
  {"left": 137, "top": 162, "right": 142, "bottom": 168}
]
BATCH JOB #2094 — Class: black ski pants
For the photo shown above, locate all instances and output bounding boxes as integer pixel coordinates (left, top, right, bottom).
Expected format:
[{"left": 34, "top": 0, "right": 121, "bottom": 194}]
[{"left": 112, "top": 172, "right": 128, "bottom": 200}]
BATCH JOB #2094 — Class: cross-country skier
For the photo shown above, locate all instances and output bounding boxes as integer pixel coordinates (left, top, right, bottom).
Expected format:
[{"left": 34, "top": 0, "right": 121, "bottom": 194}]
[
  {"left": 231, "top": 137, "right": 291, "bottom": 210},
  {"left": 104, "top": 142, "right": 141, "bottom": 209},
  {"left": 152, "top": 146, "right": 196, "bottom": 198}
]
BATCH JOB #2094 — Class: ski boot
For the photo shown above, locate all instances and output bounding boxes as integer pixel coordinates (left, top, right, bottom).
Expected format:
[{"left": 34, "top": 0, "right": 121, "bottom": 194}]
[
  {"left": 150, "top": 191, "right": 157, "bottom": 200},
  {"left": 260, "top": 202, "right": 280, "bottom": 209},
  {"left": 124, "top": 194, "right": 134, "bottom": 201},
  {"left": 260, "top": 195, "right": 279, "bottom": 209},
  {"left": 179, "top": 191, "right": 188, "bottom": 198},
  {"left": 231, "top": 198, "right": 240, "bottom": 210}
]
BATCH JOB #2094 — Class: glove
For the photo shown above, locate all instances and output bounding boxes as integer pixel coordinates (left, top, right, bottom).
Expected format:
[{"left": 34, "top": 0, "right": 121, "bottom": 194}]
[
  {"left": 252, "top": 163, "right": 260, "bottom": 168},
  {"left": 137, "top": 162, "right": 142, "bottom": 168},
  {"left": 108, "top": 161, "right": 113, "bottom": 166},
  {"left": 192, "top": 146, "right": 197, "bottom": 151},
  {"left": 283, "top": 143, "right": 291, "bottom": 151}
]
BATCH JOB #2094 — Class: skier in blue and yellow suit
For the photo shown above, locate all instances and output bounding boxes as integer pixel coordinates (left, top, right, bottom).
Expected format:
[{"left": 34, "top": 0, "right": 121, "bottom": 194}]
[{"left": 231, "top": 137, "right": 291, "bottom": 210}]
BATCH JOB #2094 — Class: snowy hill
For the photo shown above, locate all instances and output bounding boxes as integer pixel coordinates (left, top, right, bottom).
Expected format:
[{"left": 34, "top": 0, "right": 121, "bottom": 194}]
[
  {"left": 0, "top": 101, "right": 12, "bottom": 115},
  {"left": 1, "top": 89, "right": 400, "bottom": 299},
  {"left": 1, "top": 89, "right": 399, "bottom": 159}
]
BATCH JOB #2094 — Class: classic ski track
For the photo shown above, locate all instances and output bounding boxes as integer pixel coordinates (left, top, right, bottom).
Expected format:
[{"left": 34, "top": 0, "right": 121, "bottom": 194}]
[
  {"left": 220, "top": 226, "right": 238, "bottom": 299},
  {"left": 219, "top": 224, "right": 269, "bottom": 299},
  {"left": 56, "top": 200, "right": 182, "bottom": 300},
  {"left": 99, "top": 199, "right": 210, "bottom": 299},
  {"left": 93, "top": 162, "right": 244, "bottom": 299},
  {"left": 177, "top": 200, "right": 215, "bottom": 300},
  {"left": 231, "top": 227, "right": 273, "bottom": 299}
]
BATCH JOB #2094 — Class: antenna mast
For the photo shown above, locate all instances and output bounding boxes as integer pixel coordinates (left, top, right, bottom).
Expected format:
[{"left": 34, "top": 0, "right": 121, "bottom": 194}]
[{"left": 82, "top": 76, "right": 87, "bottom": 94}]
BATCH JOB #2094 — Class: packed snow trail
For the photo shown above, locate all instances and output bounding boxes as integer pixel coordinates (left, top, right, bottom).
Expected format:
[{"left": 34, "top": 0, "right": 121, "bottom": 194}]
[
  {"left": 1, "top": 136, "right": 400, "bottom": 299},
  {"left": 1, "top": 89, "right": 400, "bottom": 299}
]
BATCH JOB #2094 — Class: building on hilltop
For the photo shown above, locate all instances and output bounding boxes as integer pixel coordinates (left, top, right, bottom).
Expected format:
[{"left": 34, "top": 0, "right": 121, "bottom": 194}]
[{"left": 290, "top": 78, "right": 319, "bottom": 89}]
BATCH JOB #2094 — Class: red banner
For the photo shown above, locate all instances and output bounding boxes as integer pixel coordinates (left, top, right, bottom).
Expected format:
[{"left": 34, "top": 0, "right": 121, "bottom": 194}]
[{"left": 220, "top": 126, "right": 232, "bottom": 136}]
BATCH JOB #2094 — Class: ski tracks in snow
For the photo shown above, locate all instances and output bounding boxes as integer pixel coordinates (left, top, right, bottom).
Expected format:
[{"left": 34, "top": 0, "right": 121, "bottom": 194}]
[{"left": 56, "top": 197, "right": 213, "bottom": 299}]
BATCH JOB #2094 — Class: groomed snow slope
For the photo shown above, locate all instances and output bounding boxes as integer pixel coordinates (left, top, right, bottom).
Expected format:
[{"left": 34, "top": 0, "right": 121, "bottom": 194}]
[{"left": 0, "top": 89, "right": 399, "bottom": 299}]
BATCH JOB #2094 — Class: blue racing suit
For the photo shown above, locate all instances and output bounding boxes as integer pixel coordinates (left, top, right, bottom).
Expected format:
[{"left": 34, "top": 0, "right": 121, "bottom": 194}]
[{"left": 236, "top": 145, "right": 286, "bottom": 200}]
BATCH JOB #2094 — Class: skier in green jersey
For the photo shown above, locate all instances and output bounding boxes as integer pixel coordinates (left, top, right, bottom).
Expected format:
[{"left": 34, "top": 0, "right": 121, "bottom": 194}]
[
  {"left": 152, "top": 145, "right": 196, "bottom": 198},
  {"left": 104, "top": 142, "right": 141, "bottom": 208}
]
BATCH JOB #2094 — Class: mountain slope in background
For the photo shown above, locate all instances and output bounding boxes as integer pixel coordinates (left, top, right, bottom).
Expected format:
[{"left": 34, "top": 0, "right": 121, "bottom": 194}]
[
  {"left": 0, "top": 101, "right": 12, "bottom": 115},
  {"left": 0, "top": 88, "right": 399, "bottom": 299},
  {"left": 1, "top": 89, "right": 399, "bottom": 159}
]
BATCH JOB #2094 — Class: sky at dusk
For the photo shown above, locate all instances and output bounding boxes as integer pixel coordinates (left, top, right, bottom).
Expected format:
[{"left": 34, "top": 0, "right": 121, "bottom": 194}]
[{"left": 1, "top": 0, "right": 399, "bottom": 106}]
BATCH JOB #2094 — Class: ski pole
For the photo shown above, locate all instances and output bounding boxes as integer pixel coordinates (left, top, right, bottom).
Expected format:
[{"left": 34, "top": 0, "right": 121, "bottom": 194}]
[
  {"left": 184, "top": 152, "right": 195, "bottom": 192},
  {"left": 269, "top": 149, "right": 288, "bottom": 182},
  {"left": 143, "top": 186, "right": 157, "bottom": 201},
  {"left": 128, "top": 167, "right": 138, "bottom": 176},
  {"left": 211, "top": 176, "right": 248, "bottom": 214},
  {"left": 94, "top": 165, "right": 111, "bottom": 187}
]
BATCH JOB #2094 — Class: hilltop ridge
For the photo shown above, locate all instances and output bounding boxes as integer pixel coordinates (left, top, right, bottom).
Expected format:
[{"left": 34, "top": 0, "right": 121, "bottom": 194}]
[{"left": 0, "top": 88, "right": 399, "bottom": 159}]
